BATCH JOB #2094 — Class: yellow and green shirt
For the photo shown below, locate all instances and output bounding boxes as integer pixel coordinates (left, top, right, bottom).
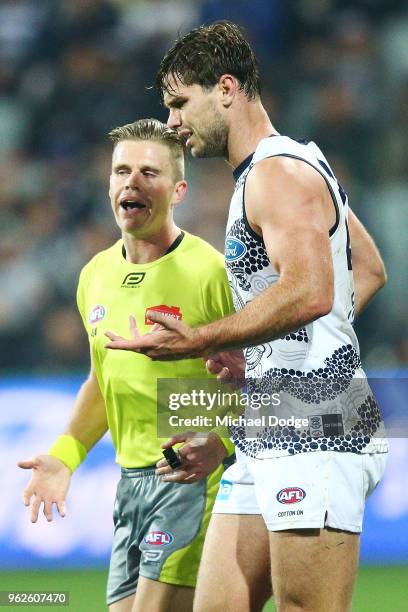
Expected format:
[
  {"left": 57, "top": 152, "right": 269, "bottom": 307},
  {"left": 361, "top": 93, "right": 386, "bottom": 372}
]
[{"left": 77, "top": 232, "right": 234, "bottom": 467}]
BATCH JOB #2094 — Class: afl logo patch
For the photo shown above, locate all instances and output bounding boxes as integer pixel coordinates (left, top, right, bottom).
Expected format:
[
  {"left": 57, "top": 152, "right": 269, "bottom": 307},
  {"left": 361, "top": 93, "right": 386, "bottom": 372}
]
[
  {"left": 144, "top": 531, "right": 173, "bottom": 546},
  {"left": 225, "top": 238, "right": 246, "bottom": 262},
  {"left": 89, "top": 305, "right": 106, "bottom": 324},
  {"left": 277, "top": 487, "right": 306, "bottom": 505}
]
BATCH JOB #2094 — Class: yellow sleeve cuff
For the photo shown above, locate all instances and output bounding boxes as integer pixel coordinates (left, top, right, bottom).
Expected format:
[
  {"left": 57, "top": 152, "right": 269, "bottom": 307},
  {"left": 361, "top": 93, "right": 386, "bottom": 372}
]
[{"left": 48, "top": 434, "right": 87, "bottom": 473}]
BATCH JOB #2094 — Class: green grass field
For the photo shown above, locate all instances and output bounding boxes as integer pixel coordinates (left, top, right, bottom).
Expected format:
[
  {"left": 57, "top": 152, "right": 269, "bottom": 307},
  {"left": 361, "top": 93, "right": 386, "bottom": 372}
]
[{"left": 0, "top": 566, "right": 407, "bottom": 611}]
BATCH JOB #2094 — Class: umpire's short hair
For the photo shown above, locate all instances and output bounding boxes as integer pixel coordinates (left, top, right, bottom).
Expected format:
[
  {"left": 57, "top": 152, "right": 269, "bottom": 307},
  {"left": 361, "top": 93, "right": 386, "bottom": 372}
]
[{"left": 108, "top": 118, "right": 185, "bottom": 180}]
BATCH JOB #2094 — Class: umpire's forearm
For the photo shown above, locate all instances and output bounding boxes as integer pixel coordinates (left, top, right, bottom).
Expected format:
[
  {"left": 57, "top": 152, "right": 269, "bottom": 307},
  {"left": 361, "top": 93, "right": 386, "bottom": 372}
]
[{"left": 64, "top": 368, "right": 108, "bottom": 451}]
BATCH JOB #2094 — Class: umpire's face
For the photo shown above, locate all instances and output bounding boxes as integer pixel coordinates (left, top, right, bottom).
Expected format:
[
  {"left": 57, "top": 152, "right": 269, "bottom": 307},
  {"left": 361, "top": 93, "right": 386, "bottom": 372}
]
[{"left": 109, "top": 139, "right": 186, "bottom": 238}]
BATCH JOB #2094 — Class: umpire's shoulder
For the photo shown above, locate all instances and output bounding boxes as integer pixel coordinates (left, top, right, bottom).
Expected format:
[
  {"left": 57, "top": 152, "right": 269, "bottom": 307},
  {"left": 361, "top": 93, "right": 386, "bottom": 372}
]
[
  {"left": 182, "top": 232, "right": 225, "bottom": 272},
  {"left": 78, "top": 239, "right": 122, "bottom": 284}
]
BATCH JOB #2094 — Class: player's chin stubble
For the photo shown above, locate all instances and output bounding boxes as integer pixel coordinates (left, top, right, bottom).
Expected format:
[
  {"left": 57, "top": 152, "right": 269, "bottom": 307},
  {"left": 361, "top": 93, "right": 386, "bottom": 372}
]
[{"left": 194, "top": 112, "right": 229, "bottom": 159}]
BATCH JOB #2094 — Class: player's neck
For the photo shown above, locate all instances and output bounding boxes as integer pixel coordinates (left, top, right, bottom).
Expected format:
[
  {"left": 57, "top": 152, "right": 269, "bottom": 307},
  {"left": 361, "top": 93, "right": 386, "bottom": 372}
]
[
  {"left": 228, "top": 100, "right": 278, "bottom": 169},
  {"left": 123, "top": 224, "right": 181, "bottom": 264}
]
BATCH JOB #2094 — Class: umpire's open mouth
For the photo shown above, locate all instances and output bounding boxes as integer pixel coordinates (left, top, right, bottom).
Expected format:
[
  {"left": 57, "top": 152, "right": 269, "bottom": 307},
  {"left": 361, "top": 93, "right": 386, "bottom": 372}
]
[{"left": 120, "top": 198, "right": 147, "bottom": 210}]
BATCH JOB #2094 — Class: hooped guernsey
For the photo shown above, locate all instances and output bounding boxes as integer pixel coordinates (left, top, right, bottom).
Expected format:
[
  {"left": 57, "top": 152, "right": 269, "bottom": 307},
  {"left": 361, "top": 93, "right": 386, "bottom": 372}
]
[
  {"left": 77, "top": 231, "right": 234, "bottom": 468},
  {"left": 225, "top": 135, "right": 388, "bottom": 459}
]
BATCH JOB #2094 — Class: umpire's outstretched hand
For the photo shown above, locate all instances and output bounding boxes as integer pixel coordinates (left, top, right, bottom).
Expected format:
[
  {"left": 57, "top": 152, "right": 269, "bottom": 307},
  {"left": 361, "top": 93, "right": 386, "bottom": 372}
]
[{"left": 18, "top": 455, "right": 71, "bottom": 522}]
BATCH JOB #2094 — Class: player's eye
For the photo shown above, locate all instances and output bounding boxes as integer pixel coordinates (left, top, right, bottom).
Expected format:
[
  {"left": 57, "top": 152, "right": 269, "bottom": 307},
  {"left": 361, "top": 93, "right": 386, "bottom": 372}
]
[{"left": 171, "top": 99, "right": 186, "bottom": 110}]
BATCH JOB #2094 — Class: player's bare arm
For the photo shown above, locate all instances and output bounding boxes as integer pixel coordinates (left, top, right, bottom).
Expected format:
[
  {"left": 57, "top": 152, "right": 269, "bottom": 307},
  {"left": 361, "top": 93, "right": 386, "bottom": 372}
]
[
  {"left": 106, "top": 157, "right": 334, "bottom": 359},
  {"left": 348, "top": 207, "right": 387, "bottom": 317},
  {"left": 18, "top": 367, "right": 107, "bottom": 522},
  {"left": 201, "top": 156, "right": 335, "bottom": 349}
]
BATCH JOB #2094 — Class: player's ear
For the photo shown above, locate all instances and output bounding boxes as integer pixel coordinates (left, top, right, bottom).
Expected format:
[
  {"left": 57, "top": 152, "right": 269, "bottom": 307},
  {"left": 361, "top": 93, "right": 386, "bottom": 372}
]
[
  {"left": 218, "top": 74, "right": 237, "bottom": 108},
  {"left": 172, "top": 179, "right": 187, "bottom": 206}
]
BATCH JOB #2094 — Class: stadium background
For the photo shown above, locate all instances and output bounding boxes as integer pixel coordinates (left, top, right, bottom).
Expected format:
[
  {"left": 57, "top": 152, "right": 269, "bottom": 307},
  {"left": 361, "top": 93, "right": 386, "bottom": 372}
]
[{"left": 0, "top": 0, "right": 407, "bottom": 610}]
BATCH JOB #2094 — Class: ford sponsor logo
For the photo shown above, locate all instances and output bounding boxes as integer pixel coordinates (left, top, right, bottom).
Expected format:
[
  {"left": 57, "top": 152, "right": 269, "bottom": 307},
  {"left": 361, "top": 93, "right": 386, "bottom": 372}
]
[
  {"left": 144, "top": 530, "right": 173, "bottom": 546},
  {"left": 89, "top": 305, "right": 106, "bottom": 324},
  {"left": 225, "top": 238, "right": 246, "bottom": 262},
  {"left": 277, "top": 487, "right": 306, "bottom": 504}
]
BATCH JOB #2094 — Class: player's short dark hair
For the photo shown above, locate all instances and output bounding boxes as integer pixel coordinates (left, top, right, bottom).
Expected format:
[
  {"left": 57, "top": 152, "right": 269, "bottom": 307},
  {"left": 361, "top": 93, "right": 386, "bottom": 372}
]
[
  {"left": 108, "top": 118, "right": 185, "bottom": 180},
  {"left": 156, "top": 21, "right": 261, "bottom": 101}
]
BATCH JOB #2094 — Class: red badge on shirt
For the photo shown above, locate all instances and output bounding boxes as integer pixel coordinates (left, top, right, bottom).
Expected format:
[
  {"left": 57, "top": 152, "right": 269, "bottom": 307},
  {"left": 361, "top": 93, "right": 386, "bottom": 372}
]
[{"left": 145, "top": 305, "right": 182, "bottom": 325}]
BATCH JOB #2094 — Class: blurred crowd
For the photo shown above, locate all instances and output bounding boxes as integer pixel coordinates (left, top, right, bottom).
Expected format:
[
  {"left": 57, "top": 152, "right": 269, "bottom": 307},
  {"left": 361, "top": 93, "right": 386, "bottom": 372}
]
[{"left": 0, "top": 0, "right": 407, "bottom": 372}]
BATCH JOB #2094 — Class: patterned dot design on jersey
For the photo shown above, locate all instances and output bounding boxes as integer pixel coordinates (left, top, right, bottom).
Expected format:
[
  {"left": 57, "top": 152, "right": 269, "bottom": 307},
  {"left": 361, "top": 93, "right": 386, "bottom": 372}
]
[
  {"left": 230, "top": 344, "right": 382, "bottom": 458},
  {"left": 226, "top": 219, "right": 269, "bottom": 286},
  {"left": 351, "top": 395, "right": 382, "bottom": 438},
  {"left": 283, "top": 327, "right": 309, "bottom": 343}
]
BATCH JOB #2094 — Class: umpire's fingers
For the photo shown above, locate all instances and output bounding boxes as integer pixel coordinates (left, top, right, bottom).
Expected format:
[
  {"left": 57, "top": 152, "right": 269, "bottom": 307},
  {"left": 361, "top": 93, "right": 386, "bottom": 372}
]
[
  {"left": 30, "top": 496, "right": 42, "bottom": 523},
  {"left": 160, "top": 468, "right": 190, "bottom": 483},
  {"left": 160, "top": 431, "right": 195, "bottom": 449},
  {"left": 56, "top": 500, "right": 66, "bottom": 518},
  {"left": 43, "top": 501, "right": 53, "bottom": 522},
  {"left": 155, "top": 463, "right": 173, "bottom": 476},
  {"left": 17, "top": 458, "right": 36, "bottom": 469},
  {"left": 22, "top": 486, "right": 33, "bottom": 507}
]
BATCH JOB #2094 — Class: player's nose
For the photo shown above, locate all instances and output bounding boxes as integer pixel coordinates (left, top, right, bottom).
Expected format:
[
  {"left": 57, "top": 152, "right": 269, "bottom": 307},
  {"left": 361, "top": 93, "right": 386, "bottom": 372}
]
[{"left": 167, "top": 108, "right": 181, "bottom": 129}]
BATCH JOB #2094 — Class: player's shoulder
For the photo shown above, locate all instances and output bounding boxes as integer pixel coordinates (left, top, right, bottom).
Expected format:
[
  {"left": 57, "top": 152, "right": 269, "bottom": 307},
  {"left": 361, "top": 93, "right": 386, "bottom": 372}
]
[
  {"left": 249, "top": 136, "right": 328, "bottom": 194},
  {"left": 253, "top": 134, "right": 319, "bottom": 162}
]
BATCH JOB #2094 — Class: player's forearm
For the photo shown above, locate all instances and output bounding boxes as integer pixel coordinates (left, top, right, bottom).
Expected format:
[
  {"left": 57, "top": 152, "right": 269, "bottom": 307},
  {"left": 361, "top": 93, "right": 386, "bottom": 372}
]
[
  {"left": 353, "top": 264, "right": 387, "bottom": 318},
  {"left": 348, "top": 208, "right": 386, "bottom": 318},
  {"left": 63, "top": 370, "right": 108, "bottom": 452},
  {"left": 196, "top": 277, "right": 333, "bottom": 354}
]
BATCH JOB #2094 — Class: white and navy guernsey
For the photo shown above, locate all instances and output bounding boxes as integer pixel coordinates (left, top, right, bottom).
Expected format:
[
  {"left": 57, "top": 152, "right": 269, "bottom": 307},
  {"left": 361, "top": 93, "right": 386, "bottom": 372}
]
[{"left": 226, "top": 135, "right": 387, "bottom": 459}]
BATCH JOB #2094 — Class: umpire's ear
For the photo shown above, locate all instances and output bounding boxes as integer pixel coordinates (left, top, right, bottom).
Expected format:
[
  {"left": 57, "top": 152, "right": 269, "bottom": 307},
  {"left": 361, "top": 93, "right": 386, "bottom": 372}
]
[{"left": 172, "top": 179, "right": 187, "bottom": 206}]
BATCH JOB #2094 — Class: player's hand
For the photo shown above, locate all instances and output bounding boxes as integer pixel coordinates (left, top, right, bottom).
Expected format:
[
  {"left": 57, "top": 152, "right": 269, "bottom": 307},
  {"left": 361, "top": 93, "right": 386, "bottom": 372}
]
[
  {"left": 206, "top": 350, "right": 245, "bottom": 389},
  {"left": 105, "top": 313, "right": 205, "bottom": 360},
  {"left": 18, "top": 455, "right": 71, "bottom": 523},
  {"left": 156, "top": 432, "right": 227, "bottom": 484}
]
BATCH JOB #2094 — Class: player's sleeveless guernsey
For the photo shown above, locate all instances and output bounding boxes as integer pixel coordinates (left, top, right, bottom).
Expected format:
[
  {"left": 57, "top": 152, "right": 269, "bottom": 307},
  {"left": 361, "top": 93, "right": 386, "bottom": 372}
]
[
  {"left": 77, "top": 232, "right": 234, "bottom": 467},
  {"left": 225, "top": 135, "right": 387, "bottom": 459}
]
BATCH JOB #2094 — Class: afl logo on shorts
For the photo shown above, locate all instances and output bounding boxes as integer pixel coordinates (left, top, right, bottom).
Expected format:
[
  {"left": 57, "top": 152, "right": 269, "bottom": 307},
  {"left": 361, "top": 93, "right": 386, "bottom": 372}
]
[
  {"left": 277, "top": 487, "right": 306, "bottom": 504},
  {"left": 144, "top": 531, "right": 173, "bottom": 546},
  {"left": 89, "top": 305, "right": 106, "bottom": 324},
  {"left": 225, "top": 238, "right": 246, "bottom": 262}
]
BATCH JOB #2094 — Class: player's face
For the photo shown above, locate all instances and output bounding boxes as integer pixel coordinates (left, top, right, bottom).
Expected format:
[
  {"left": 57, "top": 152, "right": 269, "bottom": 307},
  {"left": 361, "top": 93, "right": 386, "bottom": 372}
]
[
  {"left": 164, "top": 77, "right": 228, "bottom": 158},
  {"left": 109, "top": 140, "right": 185, "bottom": 237}
]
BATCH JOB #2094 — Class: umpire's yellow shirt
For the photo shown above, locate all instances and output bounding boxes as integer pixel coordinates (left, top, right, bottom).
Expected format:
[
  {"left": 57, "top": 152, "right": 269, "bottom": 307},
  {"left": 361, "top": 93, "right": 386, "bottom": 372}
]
[{"left": 77, "top": 232, "right": 234, "bottom": 467}]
